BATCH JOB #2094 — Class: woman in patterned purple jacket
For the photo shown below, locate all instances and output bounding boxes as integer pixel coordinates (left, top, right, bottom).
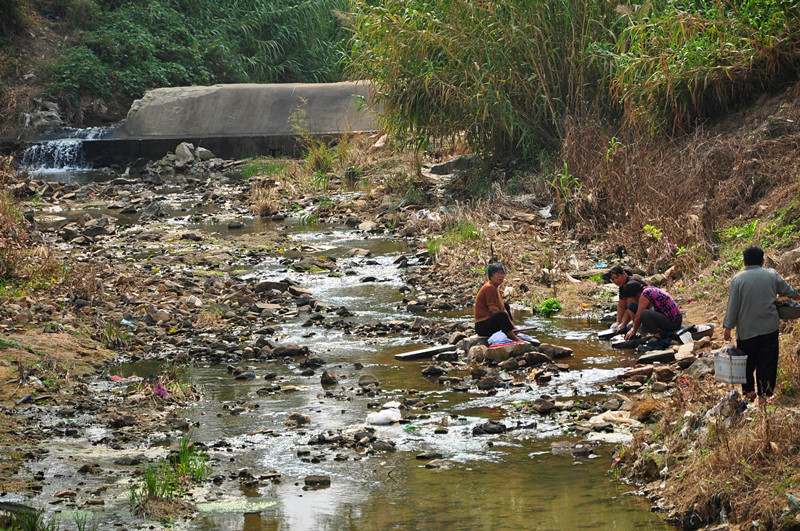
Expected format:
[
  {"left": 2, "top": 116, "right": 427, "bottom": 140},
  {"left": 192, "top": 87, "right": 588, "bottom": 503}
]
[{"left": 622, "top": 281, "right": 682, "bottom": 340}]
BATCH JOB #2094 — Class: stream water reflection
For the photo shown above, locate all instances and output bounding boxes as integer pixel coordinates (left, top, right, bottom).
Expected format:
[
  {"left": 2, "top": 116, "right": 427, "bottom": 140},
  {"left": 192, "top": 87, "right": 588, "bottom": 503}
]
[{"left": 182, "top": 222, "right": 669, "bottom": 530}]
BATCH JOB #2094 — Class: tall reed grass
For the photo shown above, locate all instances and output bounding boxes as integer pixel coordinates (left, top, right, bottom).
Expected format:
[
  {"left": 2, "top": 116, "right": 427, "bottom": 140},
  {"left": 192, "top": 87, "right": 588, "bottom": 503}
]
[
  {"left": 348, "top": 0, "right": 622, "bottom": 159},
  {"left": 613, "top": 1, "right": 800, "bottom": 133}
]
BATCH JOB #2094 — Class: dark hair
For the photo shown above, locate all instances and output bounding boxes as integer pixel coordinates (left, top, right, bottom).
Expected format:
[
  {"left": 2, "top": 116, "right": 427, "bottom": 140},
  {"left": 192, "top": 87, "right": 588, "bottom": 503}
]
[
  {"left": 609, "top": 265, "right": 626, "bottom": 276},
  {"left": 743, "top": 245, "right": 764, "bottom": 266},
  {"left": 621, "top": 281, "right": 645, "bottom": 299},
  {"left": 487, "top": 263, "right": 505, "bottom": 278}
]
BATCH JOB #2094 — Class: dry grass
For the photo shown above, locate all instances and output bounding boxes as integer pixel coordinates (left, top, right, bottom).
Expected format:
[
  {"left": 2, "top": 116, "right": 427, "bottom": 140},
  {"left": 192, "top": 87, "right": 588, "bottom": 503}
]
[
  {"left": 0, "top": 160, "right": 61, "bottom": 284},
  {"left": 555, "top": 86, "right": 800, "bottom": 275},
  {"left": 249, "top": 179, "right": 280, "bottom": 217},
  {"left": 618, "top": 347, "right": 800, "bottom": 529},
  {"left": 134, "top": 496, "right": 194, "bottom": 521}
]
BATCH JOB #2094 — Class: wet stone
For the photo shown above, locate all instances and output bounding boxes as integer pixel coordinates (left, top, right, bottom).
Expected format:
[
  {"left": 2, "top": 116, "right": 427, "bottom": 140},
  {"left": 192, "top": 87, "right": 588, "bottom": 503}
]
[
  {"left": 304, "top": 475, "right": 331, "bottom": 488},
  {"left": 476, "top": 376, "right": 504, "bottom": 390},
  {"left": 109, "top": 414, "right": 135, "bottom": 428},
  {"left": 530, "top": 399, "right": 556, "bottom": 415},
  {"left": 320, "top": 369, "right": 339, "bottom": 387},
  {"left": 472, "top": 420, "right": 506, "bottom": 435},
  {"left": 358, "top": 374, "right": 380, "bottom": 388},
  {"left": 371, "top": 440, "right": 396, "bottom": 452},
  {"left": 421, "top": 365, "right": 447, "bottom": 377}
]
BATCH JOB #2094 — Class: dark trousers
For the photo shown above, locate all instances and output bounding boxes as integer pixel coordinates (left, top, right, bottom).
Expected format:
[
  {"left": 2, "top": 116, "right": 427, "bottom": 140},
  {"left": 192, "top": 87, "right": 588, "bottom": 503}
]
[
  {"left": 641, "top": 309, "right": 682, "bottom": 335},
  {"left": 475, "top": 303, "right": 514, "bottom": 337},
  {"left": 737, "top": 330, "right": 779, "bottom": 397}
]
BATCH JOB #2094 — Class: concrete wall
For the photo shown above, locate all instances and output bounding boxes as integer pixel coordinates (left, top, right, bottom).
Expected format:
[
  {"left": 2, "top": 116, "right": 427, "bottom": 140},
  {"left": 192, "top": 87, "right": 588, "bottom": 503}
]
[{"left": 114, "top": 81, "right": 378, "bottom": 139}]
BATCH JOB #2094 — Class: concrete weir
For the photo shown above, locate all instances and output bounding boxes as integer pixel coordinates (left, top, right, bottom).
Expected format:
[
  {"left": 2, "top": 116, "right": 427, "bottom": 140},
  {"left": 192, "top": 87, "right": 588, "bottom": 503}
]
[{"left": 82, "top": 81, "right": 379, "bottom": 165}]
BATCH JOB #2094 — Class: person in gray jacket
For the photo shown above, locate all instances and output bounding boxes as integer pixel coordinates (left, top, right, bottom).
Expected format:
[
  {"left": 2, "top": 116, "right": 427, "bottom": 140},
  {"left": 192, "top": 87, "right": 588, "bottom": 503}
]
[{"left": 723, "top": 245, "right": 800, "bottom": 402}]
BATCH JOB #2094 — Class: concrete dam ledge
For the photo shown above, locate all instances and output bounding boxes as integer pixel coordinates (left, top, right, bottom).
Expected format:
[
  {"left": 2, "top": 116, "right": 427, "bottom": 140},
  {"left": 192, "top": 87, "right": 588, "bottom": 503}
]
[{"left": 89, "top": 81, "right": 380, "bottom": 165}]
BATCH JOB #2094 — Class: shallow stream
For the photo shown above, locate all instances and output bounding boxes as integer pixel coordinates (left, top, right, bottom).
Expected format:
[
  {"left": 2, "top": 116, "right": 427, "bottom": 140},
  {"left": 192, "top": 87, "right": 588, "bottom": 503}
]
[{"left": 11, "top": 167, "right": 670, "bottom": 530}]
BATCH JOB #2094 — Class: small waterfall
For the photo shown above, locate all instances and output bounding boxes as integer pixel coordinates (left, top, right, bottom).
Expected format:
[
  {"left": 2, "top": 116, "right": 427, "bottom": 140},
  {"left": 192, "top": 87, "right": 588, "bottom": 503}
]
[{"left": 22, "top": 127, "right": 111, "bottom": 173}]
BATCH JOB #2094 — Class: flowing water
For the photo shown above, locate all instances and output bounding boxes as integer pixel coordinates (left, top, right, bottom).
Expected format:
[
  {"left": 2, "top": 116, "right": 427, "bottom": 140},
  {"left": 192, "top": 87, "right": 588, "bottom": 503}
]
[
  {"left": 10, "top": 163, "right": 670, "bottom": 530},
  {"left": 175, "top": 224, "right": 666, "bottom": 530}
]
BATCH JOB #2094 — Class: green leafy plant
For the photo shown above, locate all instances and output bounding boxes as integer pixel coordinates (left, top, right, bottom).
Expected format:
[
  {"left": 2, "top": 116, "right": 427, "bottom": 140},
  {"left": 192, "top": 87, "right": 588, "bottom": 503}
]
[
  {"left": 299, "top": 211, "right": 319, "bottom": 227},
  {"left": 643, "top": 224, "right": 663, "bottom": 240},
  {"left": 537, "top": 297, "right": 562, "bottom": 317},
  {"left": 242, "top": 158, "right": 288, "bottom": 179}
]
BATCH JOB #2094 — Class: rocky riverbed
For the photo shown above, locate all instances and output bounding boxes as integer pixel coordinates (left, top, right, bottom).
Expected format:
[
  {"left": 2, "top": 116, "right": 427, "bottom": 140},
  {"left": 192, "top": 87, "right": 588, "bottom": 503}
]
[{"left": 0, "top": 152, "right": 734, "bottom": 529}]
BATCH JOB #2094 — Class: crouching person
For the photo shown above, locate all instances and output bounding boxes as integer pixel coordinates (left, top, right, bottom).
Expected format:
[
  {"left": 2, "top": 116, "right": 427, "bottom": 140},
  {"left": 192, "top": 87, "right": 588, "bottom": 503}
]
[{"left": 623, "top": 281, "right": 682, "bottom": 340}]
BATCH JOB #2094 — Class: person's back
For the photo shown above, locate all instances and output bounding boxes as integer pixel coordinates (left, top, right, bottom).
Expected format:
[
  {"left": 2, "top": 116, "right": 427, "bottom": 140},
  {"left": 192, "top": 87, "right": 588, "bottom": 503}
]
[
  {"left": 726, "top": 266, "right": 784, "bottom": 340},
  {"left": 723, "top": 245, "right": 800, "bottom": 401}
]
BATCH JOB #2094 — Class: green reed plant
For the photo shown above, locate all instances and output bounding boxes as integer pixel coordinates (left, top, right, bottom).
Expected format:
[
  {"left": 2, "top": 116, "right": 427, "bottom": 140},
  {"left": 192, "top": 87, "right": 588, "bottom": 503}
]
[
  {"left": 130, "top": 434, "right": 209, "bottom": 517},
  {"left": 427, "top": 220, "right": 479, "bottom": 257},
  {"left": 348, "top": 0, "right": 622, "bottom": 159},
  {"left": 174, "top": 435, "right": 210, "bottom": 482},
  {"left": 611, "top": 0, "right": 800, "bottom": 133}
]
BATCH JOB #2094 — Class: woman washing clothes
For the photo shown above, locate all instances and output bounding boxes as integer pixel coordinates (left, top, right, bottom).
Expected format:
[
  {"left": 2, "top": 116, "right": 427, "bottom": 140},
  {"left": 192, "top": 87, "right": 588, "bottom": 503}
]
[
  {"left": 474, "top": 263, "right": 520, "bottom": 340},
  {"left": 623, "top": 281, "right": 682, "bottom": 341}
]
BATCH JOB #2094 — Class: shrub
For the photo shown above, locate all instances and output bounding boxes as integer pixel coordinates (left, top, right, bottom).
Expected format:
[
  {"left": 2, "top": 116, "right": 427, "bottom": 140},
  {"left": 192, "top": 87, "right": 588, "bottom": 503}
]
[
  {"left": 0, "top": 0, "right": 26, "bottom": 43},
  {"left": 612, "top": 1, "right": 800, "bottom": 133},
  {"left": 537, "top": 298, "right": 562, "bottom": 317},
  {"left": 45, "top": 45, "right": 111, "bottom": 104}
]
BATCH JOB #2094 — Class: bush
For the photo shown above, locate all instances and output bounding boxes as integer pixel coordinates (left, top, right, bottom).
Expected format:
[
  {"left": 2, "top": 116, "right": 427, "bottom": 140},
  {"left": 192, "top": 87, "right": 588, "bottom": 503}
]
[
  {"left": 0, "top": 0, "right": 26, "bottom": 43},
  {"left": 45, "top": 0, "right": 349, "bottom": 102},
  {"left": 612, "top": 0, "right": 800, "bottom": 133},
  {"left": 45, "top": 45, "right": 111, "bottom": 104}
]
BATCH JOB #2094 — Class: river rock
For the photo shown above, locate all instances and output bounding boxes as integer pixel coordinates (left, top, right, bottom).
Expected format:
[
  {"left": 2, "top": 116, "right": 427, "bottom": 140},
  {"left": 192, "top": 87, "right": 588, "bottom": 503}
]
[
  {"left": 476, "top": 375, "right": 504, "bottom": 390},
  {"left": 618, "top": 366, "right": 654, "bottom": 380},
  {"left": 285, "top": 412, "right": 311, "bottom": 426},
  {"left": 472, "top": 420, "right": 506, "bottom": 435},
  {"left": 637, "top": 349, "right": 675, "bottom": 364},
  {"left": 109, "top": 414, "right": 135, "bottom": 428},
  {"left": 358, "top": 374, "right": 380, "bottom": 388},
  {"left": 304, "top": 475, "right": 331, "bottom": 487},
  {"left": 421, "top": 365, "right": 447, "bottom": 377},
  {"left": 468, "top": 344, "right": 487, "bottom": 363},
  {"left": 653, "top": 366, "right": 676, "bottom": 382},
  {"left": 536, "top": 343, "right": 573, "bottom": 358},
  {"left": 371, "top": 440, "right": 396, "bottom": 452},
  {"left": 522, "top": 351, "right": 552, "bottom": 367},
  {"left": 498, "top": 358, "right": 519, "bottom": 371},
  {"left": 484, "top": 342, "right": 534, "bottom": 362},
  {"left": 686, "top": 357, "right": 715, "bottom": 378},
  {"left": 272, "top": 344, "right": 308, "bottom": 357},
  {"left": 320, "top": 369, "right": 339, "bottom": 387},
  {"left": 530, "top": 398, "right": 556, "bottom": 414},
  {"left": 195, "top": 146, "right": 215, "bottom": 160},
  {"left": 175, "top": 142, "right": 195, "bottom": 163}
]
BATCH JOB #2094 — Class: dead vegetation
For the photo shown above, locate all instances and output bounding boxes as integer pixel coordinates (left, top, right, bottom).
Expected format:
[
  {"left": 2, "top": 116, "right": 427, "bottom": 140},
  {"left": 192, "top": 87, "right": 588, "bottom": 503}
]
[{"left": 616, "top": 341, "right": 800, "bottom": 529}]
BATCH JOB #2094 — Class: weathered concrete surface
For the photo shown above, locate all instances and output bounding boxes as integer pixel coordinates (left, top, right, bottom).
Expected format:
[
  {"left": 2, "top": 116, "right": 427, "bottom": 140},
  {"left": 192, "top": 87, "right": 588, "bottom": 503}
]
[
  {"left": 82, "top": 81, "right": 379, "bottom": 164},
  {"left": 116, "top": 81, "right": 377, "bottom": 137}
]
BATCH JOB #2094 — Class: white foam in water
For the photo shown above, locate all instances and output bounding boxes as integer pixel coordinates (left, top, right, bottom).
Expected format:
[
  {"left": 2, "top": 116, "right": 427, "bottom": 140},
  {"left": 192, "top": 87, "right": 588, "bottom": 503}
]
[{"left": 21, "top": 126, "right": 111, "bottom": 174}]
